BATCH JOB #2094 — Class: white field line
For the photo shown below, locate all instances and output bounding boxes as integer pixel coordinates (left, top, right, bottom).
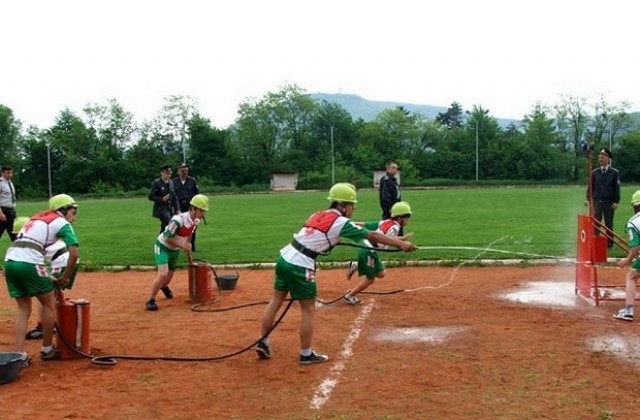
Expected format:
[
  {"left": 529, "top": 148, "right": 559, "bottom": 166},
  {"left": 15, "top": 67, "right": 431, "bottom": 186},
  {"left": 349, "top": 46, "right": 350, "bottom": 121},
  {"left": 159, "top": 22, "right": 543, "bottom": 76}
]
[{"left": 309, "top": 300, "right": 374, "bottom": 410}]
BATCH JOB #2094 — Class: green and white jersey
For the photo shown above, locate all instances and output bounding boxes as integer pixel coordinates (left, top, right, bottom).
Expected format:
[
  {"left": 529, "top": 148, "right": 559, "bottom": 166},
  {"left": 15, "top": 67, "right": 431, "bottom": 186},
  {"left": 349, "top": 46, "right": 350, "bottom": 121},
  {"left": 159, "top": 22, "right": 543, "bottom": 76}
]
[
  {"left": 281, "top": 209, "right": 370, "bottom": 269},
  {"left": 5, "top": 210, "right": 78, "bottom": 265},
  {"left": 625, "top": 212, "right": 640, "bottom": 248},
  {"left": 156, "top": 212, "right": 199, "bottom": 251}
]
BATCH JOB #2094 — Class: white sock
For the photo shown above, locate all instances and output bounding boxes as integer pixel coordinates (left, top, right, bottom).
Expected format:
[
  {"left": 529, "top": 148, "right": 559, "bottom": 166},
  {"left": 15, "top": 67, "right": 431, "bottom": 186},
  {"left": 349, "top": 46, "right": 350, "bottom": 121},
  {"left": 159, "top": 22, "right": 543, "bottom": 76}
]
[
  {"left": 300, "top": 348, "right": 312, "bottom": 357},
  {"left": 41, "top": 345, "right": 53, "bottom": 354}
]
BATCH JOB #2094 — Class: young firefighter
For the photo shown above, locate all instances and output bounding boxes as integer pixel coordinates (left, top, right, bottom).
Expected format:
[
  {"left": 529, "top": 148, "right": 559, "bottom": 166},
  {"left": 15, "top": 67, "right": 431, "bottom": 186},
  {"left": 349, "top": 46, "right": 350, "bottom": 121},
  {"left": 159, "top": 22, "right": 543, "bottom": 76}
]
[
  {"left": 343, "top": 201, "right": 413, "bottom": 305},
  {"left": 255, "top": 183, "right": 417, "bottom": 365},
  {"left": 145, "top": 194, "right": 209, "bottom": 311},
  {"left": 3, "top": 194, "right": 80, "bottom": 363},
  {"left": 613, "top": 190, "right": 640, "bottom": 322},
  {"left": 14, "top": 217, "right": 81, "bottom": 340}
]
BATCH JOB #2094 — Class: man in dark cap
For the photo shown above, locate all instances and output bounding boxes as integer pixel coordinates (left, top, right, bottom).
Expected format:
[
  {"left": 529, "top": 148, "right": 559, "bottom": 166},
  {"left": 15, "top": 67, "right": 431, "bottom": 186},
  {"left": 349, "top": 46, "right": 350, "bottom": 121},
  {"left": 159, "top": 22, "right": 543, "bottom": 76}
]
[
  {"left": 585, "top": 148, "right": 620, "bottom": 249},
  {"left": 148, "top": 165, "right": 179, "bottom": 233},
  {"left": 173, "top": 163, "right": 200, "bottom": 251}
]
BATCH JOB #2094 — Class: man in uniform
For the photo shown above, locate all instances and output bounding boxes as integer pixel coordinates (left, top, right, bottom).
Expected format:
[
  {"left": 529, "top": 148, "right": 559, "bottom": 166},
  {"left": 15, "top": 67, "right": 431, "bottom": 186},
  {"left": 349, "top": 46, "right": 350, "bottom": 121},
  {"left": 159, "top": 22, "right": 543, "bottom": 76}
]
[
  {"left": 586, "top": 148, "right": 620, "bottom": 249},
  {"left": 149, "top": 165, "right": 179, "bottom": 233},
  {"left": 173, "top": 163, "right": 200, "bottom": 251}
]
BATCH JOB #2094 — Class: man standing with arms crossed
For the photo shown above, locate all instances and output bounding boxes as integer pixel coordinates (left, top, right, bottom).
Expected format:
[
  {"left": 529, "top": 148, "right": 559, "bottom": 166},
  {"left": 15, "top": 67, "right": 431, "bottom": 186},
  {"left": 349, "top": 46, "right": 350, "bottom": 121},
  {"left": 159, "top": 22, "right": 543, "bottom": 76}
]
[{"left": 586, "top": 148, "right": 620, "bottom": 249}]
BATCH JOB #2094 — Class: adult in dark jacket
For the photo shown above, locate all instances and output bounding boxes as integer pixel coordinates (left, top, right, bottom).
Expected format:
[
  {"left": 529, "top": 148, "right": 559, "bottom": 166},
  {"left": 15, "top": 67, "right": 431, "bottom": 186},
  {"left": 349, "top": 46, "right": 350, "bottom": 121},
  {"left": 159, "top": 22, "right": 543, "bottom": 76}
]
[
  {"left": 585, "top": 148, "right": 620, "bottom": 249},
  {"left": 379, "top": 161, "right": 401, "bottom": 219},
  {"left": 173, "top": 163, "right": 200, "bottom": 251},
  {"left": 148, "top": 165, "right": 179, "bottom": 233}
]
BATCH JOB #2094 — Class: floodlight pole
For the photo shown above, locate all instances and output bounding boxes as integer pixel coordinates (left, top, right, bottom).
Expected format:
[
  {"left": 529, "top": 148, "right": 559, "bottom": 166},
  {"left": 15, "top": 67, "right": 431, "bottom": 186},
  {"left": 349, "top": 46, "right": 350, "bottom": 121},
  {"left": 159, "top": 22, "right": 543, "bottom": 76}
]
[
  {"left": 330, "top": 124, "right": 335, "bottom": 185},
  {"left": 474, "top": 120, "right": 479, "bottom": 182},
  {"left": 47, "top": 142, "right": 52, "bottom": 197}
]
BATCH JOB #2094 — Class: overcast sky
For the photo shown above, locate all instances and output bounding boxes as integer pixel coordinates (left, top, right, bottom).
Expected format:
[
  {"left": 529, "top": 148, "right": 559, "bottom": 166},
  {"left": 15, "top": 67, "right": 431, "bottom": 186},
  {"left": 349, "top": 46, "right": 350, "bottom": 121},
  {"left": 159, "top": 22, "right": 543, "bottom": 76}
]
[{"left": 1, "top": 0, "right": 637, "bottom": 129}]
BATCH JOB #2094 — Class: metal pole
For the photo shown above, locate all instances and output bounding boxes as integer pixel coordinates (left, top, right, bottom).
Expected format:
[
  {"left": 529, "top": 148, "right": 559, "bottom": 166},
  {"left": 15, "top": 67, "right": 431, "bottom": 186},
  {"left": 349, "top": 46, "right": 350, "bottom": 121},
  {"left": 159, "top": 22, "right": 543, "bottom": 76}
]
[
  {"left": 330, "top": 125, "right": 335, "bottom": 185},
  {"left": 47, "top": 142, "right": 52, "bottom": 197},
  {"left": 608, "top": 129, "right": 612, "bottom": 150},
  {"left": 475, "top": 120, "right": 479, "bottom": 181}
]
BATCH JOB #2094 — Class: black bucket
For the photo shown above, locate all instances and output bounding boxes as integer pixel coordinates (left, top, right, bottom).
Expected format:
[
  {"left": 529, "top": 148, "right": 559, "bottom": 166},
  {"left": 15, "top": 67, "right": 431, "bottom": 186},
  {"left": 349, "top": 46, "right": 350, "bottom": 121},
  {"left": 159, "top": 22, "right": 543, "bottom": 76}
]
[
  {"left": 0, "top": 352, "right": 23, "bottom": 385},
  {"left": 216, "top": 272, "right": 239, "bottom": 290}
]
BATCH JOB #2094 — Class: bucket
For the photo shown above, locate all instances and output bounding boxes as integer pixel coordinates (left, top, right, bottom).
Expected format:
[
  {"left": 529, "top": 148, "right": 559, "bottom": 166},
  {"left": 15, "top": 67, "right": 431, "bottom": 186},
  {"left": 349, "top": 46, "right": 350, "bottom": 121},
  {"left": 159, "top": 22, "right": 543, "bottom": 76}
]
[
  {"left": 56, "top": 298, "right": 91, "bottom": 360},
  {"left": 216, "top": 272, "right": 239, "bottom": 290},
  {"left": 0, "top": 352, "right": 23, "bottom": 385},
  {"left": 188, "top": 261, "right": 214, "bottom": 303}
]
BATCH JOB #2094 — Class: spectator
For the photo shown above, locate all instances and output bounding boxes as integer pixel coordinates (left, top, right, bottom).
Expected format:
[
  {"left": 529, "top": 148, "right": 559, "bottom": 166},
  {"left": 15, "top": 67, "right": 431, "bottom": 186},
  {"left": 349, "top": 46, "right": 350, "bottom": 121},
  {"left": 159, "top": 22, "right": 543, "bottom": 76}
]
[
  {"left": 149, "top": 165, "right": 179, "bottom": 233},
  {"left": 585, "top": 148, "right": 620, "bottom": 249},
  {"left": 173, "top": 163, "right": 200, "bottom": 251},
  {"left": 379, "top": 161, "right": 401, "bottom": 220},
  {"left": 0, "top": 165, "right": 18, "bottom": 242}
]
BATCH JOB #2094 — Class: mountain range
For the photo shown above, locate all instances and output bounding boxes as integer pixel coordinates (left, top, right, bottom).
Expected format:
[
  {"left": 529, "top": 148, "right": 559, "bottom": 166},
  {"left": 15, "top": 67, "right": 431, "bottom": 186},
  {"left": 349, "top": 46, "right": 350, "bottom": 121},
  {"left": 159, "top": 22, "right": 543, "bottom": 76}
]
[{"left": 311, "top": 92, "right": 517, "bottom": 127}]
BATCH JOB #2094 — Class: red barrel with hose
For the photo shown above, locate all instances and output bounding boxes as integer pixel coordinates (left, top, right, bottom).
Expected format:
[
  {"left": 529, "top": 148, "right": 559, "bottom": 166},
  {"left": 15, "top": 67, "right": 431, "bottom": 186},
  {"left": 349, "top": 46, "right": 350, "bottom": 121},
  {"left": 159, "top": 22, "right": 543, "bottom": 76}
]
[{"left": 56, "top": 294, "right": 90, "bottom": 360}]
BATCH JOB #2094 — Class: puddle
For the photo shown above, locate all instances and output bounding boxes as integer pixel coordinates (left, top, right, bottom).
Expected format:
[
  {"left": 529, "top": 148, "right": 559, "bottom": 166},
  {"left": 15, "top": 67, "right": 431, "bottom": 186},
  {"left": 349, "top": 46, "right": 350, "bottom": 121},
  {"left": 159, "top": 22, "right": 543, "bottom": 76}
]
[
  {"left": 588, "top": 335, "right": 640, "bottom": 366},
  {"left": 498, "top": 280, "right": 578, "bottom": 308},
  {"left": 373, "top": 326, "right": 467, "bottom": 344}
]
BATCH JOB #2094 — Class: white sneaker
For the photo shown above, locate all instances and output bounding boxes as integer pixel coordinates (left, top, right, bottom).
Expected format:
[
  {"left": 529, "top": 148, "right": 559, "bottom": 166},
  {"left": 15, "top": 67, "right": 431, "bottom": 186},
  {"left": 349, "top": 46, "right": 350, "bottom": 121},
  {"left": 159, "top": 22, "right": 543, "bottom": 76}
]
[
  {"left": 613, "top": 308, "right": 634, "bottom": 322},
  {"left": 347, "top": 261, "right": 357, "bottom": 280},
  {"left": 343, "top": 295, "right": 361, "bottom": 305}
]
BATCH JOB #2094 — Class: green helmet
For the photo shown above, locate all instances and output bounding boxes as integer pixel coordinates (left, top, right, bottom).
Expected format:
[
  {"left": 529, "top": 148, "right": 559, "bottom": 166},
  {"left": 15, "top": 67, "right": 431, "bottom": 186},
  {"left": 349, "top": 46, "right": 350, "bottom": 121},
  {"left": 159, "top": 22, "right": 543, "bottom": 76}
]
[
  {"left": 12, "top": 216, "right": 30, "bottom": 234},
  {"left": 49, "top": 194, "right": 76, "bottom": 211},
  {"left": 631, "top": 190, "right": 640, "bottom": 206},
  {"left": 391, "top": 201, "right": 412, "bottom": 217},
  {"left": 190, "top": 194, "right": 210, "bottom": 211},
  {"left": 327, "top": 183, "right": 357, "bottom": 203}
]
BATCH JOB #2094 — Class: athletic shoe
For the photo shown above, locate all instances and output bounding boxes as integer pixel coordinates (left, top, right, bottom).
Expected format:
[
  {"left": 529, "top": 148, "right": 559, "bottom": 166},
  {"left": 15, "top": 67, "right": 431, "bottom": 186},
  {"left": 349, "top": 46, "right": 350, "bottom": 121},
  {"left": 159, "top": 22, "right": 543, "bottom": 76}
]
[
  {"left": 25, "top": 325, "right": 44, "bottom": 340},
  {"left": 299, "top": 351, "right": 329, "bottom": 365},
  {"left": 19, "top": 353, "right": 31, "bottom": 369},
  {"left": 255, "top": 341, "right": 272, "bottom": 359},
  {"left": 40, "top": 347, "right": 61, "bottom": 361},
  {"left": 613, "top": 308, "right": 634, "bottom": 322},
  {"left": 347, "top": 261, "right": 357, "bottom": 280},
  {"left": 146, "top": 299, "right": 159, "bottom": 311},
  {"left": 343, "top": 295, "right": 361, "bottom": 305},
  {"left": 160, "top": 286, "right": 174, "bottom": 299}
]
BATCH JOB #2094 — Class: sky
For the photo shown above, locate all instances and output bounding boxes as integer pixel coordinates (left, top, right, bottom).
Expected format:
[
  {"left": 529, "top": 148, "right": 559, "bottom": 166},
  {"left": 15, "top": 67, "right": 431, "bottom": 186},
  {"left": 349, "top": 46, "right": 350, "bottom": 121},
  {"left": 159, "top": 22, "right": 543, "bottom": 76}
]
[{"left": 1, "top": 0, "right": 638, "bottom": 130}]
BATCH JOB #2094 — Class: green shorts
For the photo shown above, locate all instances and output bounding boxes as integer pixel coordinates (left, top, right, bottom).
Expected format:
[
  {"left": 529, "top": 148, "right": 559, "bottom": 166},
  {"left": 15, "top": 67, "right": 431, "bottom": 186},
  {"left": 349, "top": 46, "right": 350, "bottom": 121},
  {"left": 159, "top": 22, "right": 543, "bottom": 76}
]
[
  {"left": 154, "top": 241, "right": 180, "bottom": 270},
  {"left": 4, "top": 260, "right": 56, "bottom": 298},
  {"left": 356, "top": 249, "right": 385, "bottom": 280},
  {"left": 273, "top": 255, "right": 317, "bottom": 300},
  {"left": 51, "top": 265, "right": 79, "bottom": 290}
]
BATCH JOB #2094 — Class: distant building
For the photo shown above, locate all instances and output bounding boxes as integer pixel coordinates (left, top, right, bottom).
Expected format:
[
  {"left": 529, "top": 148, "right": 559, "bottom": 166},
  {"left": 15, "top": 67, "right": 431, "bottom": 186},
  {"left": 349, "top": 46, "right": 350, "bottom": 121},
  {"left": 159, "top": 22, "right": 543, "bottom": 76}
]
[{"left": 271, "top": 173, "right": 298, "bottom": 191}]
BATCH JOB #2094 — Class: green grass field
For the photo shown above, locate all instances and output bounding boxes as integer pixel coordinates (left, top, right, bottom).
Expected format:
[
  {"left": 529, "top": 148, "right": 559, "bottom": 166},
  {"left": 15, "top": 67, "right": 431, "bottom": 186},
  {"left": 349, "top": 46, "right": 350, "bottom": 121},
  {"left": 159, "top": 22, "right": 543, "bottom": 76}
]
[{"left": 1, "top": 186, "right": 637, "bottom": 268}]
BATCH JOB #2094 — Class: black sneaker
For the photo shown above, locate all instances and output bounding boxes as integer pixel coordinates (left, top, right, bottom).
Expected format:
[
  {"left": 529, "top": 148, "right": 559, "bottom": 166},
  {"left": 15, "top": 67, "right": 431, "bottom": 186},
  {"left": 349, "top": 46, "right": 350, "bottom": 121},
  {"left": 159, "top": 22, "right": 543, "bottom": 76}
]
[
  {"left": 40, "top": 347, "right": 61, "bottom": 361},
  {"left": 146, "top": 299, "right": 159, "bottom": 311},
  {"left": 255, "top": 341, "right": 272, "bottom": 359},
  {"left": 25, "top": 326, "right": 44, "bottom": 340},
  {"left": 160, "top": 286, "right": 174, "bottom": 299},
  {"left": 299, "top": 351, "right": 329, "bottom": 365},
  {"left": 343, "top": 295, "right": 362, "bottom": 305}
]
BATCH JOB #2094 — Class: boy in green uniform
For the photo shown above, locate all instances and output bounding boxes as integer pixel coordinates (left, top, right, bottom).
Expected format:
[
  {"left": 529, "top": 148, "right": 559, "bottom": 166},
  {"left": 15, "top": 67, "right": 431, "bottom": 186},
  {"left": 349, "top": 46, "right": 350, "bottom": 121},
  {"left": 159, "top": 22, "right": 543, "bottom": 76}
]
[
  {"left": 344, "top": 201, "right": 413, "bottom": 304},
  {"left": 613, "top": 190, "right": 640, "bottom": 321},
  {"left": 255, "top": 183, "right": 417, "bottom": 365}
]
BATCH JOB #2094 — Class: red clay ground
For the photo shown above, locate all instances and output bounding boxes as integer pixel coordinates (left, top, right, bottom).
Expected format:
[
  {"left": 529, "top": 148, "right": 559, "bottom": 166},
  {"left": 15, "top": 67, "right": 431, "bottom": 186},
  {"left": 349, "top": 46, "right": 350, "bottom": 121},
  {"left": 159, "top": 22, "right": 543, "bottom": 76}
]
[{"left": 1, "top": 264, "right": 639, "bottom": 419}]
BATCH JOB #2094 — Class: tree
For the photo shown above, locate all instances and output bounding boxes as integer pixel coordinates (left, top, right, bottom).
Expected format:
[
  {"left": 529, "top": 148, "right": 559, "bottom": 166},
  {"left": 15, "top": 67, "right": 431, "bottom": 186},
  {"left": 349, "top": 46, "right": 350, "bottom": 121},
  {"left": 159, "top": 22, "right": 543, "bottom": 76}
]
[
  {"left": 435, "top": 102, "right": 465, "bottom": 129},
  {"left": 0, "top": 105, "right": 21, "bottom": 167}
]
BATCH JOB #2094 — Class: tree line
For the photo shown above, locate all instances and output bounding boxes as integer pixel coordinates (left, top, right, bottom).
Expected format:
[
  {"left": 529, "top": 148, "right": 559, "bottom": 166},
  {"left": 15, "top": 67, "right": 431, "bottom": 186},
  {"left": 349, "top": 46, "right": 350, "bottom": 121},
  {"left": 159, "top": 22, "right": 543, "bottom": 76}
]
[{"left": 1, "top": 84, "right": 638, "bottom": 199}]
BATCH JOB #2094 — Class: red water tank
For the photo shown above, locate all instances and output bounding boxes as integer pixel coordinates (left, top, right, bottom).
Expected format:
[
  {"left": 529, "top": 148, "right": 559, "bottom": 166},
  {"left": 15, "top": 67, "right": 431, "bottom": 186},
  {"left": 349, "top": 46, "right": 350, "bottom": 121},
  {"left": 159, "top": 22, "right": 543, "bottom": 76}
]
[
  {"left": 56, "top": 297, "right": 90, "bottom": 360},
  {"left": 188, "top": 262, "right": 213, "bottom": 303}
]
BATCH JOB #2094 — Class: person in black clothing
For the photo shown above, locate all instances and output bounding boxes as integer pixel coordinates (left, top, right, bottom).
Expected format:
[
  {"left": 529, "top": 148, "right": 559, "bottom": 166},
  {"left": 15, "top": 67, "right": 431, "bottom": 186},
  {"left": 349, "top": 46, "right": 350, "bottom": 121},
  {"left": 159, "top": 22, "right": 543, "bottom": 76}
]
[
  {"left": 379, "top": 161, "right": 401, "bottom": 220},
  {"left": 586, "top": 148, "right": 620, "bottom": 249},
  {"left": 0, "top": 165, "right": 18, "bottom": 242},
  {"left": 148, "top": 165, "right": 179, "bottom": 233},
  {"left": 173, "top": 163, "right": 200, "bottom": 251}
]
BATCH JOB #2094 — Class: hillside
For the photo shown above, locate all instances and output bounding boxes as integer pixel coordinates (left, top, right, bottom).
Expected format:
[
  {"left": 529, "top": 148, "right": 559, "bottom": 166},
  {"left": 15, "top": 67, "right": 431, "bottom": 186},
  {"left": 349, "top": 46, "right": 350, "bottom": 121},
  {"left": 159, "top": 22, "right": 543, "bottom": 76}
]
[{"left": 311, "top": 92, "right": 517, "bottom": 127}]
